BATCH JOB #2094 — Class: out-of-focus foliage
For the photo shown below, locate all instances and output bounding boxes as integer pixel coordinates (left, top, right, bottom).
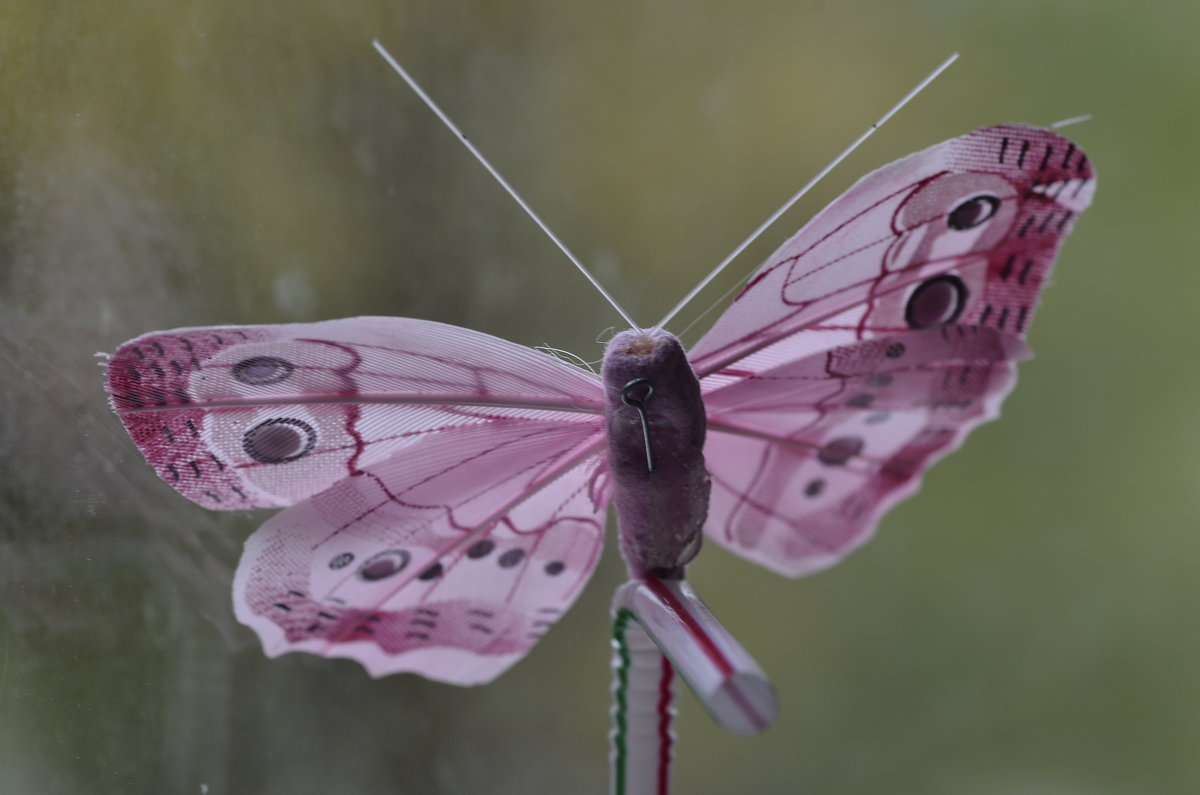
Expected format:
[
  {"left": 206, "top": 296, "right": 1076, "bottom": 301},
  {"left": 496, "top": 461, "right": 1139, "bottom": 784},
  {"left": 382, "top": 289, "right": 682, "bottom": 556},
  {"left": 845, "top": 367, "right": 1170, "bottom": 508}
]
[{"left": 1, "top": 2, "right": 1197, "bottom": 793}]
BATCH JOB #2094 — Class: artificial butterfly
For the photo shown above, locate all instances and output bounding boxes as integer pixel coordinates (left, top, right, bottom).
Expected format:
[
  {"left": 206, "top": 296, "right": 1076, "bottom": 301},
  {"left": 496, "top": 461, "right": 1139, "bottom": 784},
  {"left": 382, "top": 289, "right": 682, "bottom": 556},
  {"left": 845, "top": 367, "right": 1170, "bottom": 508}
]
[{"left": 104, "top": 58, "right": 1094, "bottom": 686}]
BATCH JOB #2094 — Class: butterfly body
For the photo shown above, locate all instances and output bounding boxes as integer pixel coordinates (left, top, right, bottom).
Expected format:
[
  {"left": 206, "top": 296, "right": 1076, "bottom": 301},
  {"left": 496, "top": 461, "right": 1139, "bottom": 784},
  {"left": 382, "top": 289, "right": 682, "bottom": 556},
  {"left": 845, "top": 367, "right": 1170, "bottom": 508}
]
[
  {"left": 602, "top": 329, "right": 710, "bottom": 579},
  {"left": 106, "top": 124, "right": 1095, "bottom": 683}
]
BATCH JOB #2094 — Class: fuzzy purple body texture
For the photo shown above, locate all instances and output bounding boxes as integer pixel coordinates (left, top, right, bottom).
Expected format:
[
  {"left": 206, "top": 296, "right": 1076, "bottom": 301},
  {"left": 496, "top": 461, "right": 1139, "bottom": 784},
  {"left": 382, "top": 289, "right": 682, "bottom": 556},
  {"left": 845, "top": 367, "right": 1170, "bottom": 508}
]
[{"left": 601, "top": 330, "right": 710, "bottom": 579}]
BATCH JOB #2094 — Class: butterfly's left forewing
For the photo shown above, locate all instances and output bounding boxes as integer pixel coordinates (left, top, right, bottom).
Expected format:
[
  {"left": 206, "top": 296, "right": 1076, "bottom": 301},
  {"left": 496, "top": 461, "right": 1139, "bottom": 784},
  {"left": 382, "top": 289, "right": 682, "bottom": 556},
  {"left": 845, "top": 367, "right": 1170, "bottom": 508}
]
[
  {"left": 694, "top": 125, "right": 1094, "bottom": 576},
  {"left": 106, "top": 317, "right": 605, "bottom": 509}
]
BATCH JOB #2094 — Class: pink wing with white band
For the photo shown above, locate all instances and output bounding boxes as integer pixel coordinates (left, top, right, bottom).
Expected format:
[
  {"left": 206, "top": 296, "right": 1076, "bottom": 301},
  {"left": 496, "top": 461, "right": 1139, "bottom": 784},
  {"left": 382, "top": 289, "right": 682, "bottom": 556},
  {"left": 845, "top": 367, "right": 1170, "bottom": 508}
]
[
  {"left": 107, "top": 316, "right": 610, "bottom": 681},
  {"left": 106, "top": 316, "right": 604, "bottom": 508},
  {"left": 695, "top": 125, "right": 1095, "bottom": 576}
]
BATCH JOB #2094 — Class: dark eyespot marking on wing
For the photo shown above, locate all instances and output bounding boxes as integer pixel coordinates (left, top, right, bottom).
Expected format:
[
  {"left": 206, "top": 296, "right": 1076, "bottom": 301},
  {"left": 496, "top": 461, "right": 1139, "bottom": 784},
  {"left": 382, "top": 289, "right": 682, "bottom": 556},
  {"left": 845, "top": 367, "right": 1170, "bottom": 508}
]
[
  {"left": 947, "top": 195, "right": 999, "bottom": 230},
  {"left": 466, "top": 540, "right": 495, "bottom": 559},
  {"left": 905, "top": 275, "right": 967, "bottom": 330},
  {"left": 417, "top": 562, "right": 444, "bottom": 581},
  {"left": 358, "top": 550, "right": 411, "bottom": 581},
  {"left": 232, "top": 356, "right": 295, "bottom": 386},
  {"left": 498, "top": 549, "right": 526, "bottom": 568},
  {"left": 818, "top": 436, "right": 863, "bottom": 466},
  {"left": 328, "top": 552, "right": 354, "bottom": 570},
  {"left": 243, "top": 418, "right": 317, "bottom": 463}
]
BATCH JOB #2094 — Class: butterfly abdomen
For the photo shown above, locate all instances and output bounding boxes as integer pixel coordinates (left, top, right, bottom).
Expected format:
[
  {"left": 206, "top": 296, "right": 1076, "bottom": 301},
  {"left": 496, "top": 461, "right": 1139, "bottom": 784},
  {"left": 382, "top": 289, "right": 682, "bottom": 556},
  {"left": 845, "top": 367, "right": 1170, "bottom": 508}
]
[{"left": 602, "top": 330, "right": 710, "bottom": 579}]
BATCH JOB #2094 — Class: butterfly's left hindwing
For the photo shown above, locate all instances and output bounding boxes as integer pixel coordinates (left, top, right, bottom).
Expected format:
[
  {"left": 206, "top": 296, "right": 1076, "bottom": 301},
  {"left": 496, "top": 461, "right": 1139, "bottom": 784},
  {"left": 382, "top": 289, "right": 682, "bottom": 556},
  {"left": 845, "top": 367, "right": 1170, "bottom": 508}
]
[
  {"left": 696, "top": 125, "right": 1094, "bottom": 576},
  {"left": 234, "top": 421, "right": 609, "bottom": 684}
]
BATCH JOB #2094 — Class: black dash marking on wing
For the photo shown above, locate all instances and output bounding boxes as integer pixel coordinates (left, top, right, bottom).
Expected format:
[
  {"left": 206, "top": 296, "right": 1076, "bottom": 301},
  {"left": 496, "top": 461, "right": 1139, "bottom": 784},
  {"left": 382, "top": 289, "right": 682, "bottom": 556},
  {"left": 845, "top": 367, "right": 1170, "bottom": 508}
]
[
  {"left": 273, "top": 603, "right": 292, "bottom": 611},
  {"left": 997, "top": 307, "right": 1010, "bottom": 330},
  {"left": 188, "top": 460, "right": 202, "bottom": 478},
  {"left": 162, "top": 425, "right": 176, "bottom": 445},
  {"left": 1017, "top": 217, "right": 1035, "bottom": 237},
  {"left": 1017, "top": 140, "right": 1030, "bottom": 168},
  {"left": 1018, "top": 259, "right": 1035, "bottom": 286},
  {"left": 1016, "top": 306, "right": 1030, "bottom": 333},
  {"left": 167, "top": 463, "right": 180, "bottom": 482},
  {"left": 204, "top": 491, "right": 220, "bottom": 503},
  {"left": 1039, "top": 144, "right": 1053, "bottom": 171},
  {"left": 998, "top": 136, "right": 1009, "bottom": 164},
  {"left": 231, "top": 485, "right": 247, "bottom": 499},
  {"left": 1038, "top": 213, "right": 1055, "bottom": 234},
  {"left": 1000, "top": 254, "right": 1016, "bottom": 281},
  {"left": 186, "top": 419, "right": 200, "bottom": 438},
  {"left": 1057, "top": 210, "right": 1074, "bottom": 231},
  {"left": 1062, "top": 143, "right": 1076, "bottom": 169}
]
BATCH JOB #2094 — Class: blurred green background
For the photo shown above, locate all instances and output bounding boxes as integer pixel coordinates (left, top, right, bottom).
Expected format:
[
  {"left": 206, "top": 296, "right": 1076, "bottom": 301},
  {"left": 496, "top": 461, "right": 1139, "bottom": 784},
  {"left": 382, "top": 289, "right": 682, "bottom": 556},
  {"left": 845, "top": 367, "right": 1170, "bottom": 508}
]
[{"left": 2, "top": 1, "right": 1197, "bottom": 793}]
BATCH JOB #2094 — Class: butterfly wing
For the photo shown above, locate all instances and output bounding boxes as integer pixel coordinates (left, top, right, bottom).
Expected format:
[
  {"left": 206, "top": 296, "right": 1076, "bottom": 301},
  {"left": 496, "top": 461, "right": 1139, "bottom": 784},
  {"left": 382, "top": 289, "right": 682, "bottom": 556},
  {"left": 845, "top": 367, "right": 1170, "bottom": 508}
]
[
  {"left": 234, "top": 419, "right": 609, "bottom": 683},
  {"left": 105, "top": 316, "right": 605, "bottom": 508},
  {"left": 693, "top": 125, "right": 1095, "bottom": 576},
  {"left": 106, "top": 316, "right": 611, "bottom": 681}
]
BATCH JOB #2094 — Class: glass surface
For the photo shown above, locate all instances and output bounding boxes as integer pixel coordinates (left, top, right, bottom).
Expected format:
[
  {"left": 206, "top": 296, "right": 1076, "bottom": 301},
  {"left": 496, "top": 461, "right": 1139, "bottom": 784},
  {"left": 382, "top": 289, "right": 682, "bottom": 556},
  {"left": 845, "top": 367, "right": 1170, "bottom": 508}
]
[{"left": 2, "top": 2, "right": 1197, "bottom": 793}]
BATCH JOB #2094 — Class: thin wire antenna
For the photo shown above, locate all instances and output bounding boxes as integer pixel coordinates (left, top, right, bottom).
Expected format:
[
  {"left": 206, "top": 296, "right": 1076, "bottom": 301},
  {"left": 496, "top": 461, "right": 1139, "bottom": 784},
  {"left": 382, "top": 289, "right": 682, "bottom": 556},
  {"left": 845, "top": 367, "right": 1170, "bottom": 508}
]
[
  {"left": 1050, "top": 114, "right": 1092, "bottom": 129},
  {"left": 673, "top": 269, "right": 754, "bottom": 342},
  {"left": 372, "top": 40, "right": 640, "bottom": 331},
  {"left": 653, "top": 52, "right": 960, "bottom": 332}
]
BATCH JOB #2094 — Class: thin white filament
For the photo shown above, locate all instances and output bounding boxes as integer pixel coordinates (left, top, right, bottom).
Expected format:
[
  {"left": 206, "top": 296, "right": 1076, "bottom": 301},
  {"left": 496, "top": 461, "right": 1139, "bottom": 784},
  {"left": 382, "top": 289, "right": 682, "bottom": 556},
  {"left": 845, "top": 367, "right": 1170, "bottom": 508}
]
[
  {"left": 653, "top": 52, "right": 961, "bottom": 333},
  {"left": 1050, "top": 114, "right": 1093, "bottom": 129},
  {"left": 372, "top": 40, "right": 641, "bottom": 331}
]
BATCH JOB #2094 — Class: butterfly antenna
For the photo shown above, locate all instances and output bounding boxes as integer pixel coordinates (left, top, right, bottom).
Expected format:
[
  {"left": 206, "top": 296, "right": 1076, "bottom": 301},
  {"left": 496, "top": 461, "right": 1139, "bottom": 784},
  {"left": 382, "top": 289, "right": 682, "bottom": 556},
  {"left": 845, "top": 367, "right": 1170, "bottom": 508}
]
[
  {"left": 373, "top": 40, "right": 640, "bottom": 331},
  {"left": 1049, "top": 114, "right": 1092, "bottom": 129},
  {"left": 653, "top": 52, "right": 960, "bottom": 332}
]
